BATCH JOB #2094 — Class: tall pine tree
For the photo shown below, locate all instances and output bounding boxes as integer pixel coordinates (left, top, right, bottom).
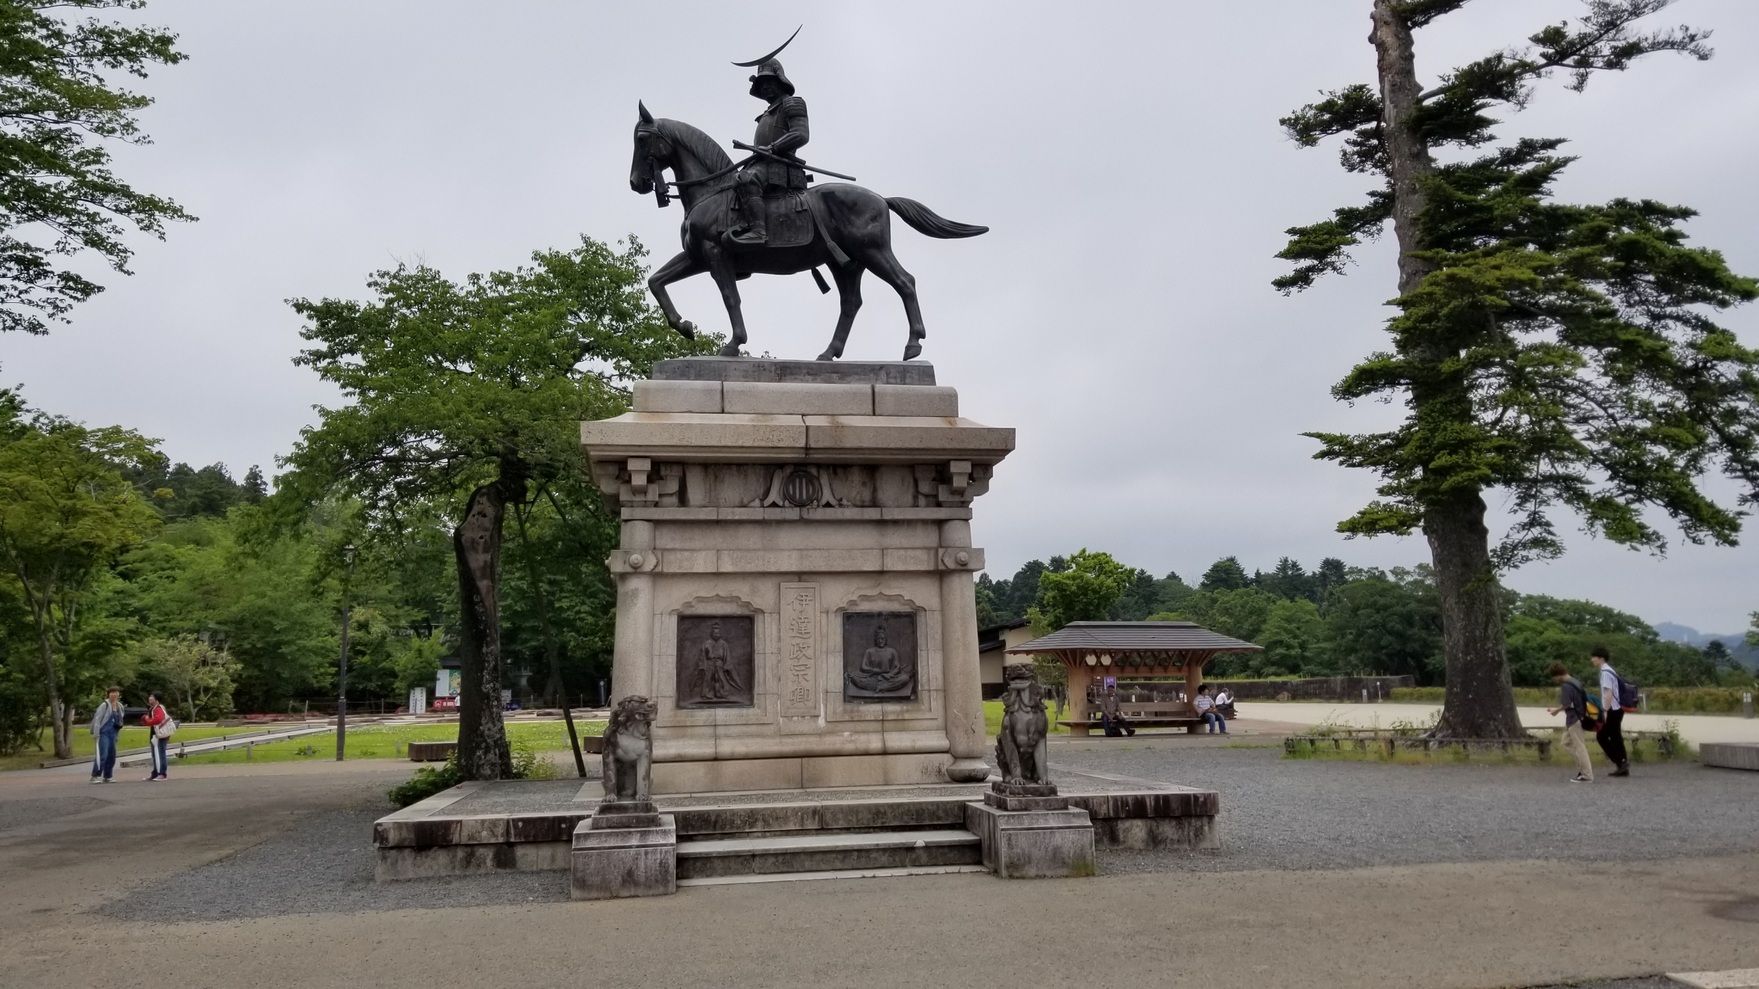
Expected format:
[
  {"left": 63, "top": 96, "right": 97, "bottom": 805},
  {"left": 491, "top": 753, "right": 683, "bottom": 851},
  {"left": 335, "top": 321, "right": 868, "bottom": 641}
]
[{"left": 1277, "top": 0, "right": 1759, "bottom": 737}]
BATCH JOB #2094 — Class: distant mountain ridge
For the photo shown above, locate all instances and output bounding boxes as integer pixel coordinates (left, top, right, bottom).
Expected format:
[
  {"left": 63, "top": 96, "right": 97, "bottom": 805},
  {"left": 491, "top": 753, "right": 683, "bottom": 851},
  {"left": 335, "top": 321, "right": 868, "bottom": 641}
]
[{"left": 1656, "top": 622, "right": 1758, "bottom": 669}]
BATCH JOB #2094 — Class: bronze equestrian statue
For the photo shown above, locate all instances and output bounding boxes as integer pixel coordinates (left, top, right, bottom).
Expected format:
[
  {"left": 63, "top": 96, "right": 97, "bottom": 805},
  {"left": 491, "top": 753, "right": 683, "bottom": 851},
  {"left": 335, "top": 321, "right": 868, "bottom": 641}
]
[{"left": 628, "top": 31, "right": 986, "bottom": 361}]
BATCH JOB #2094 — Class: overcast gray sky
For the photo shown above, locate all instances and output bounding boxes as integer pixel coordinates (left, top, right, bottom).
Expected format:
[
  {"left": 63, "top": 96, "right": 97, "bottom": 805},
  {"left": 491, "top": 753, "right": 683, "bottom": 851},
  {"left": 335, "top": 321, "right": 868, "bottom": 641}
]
[{"left": 5, "top": 1, "right": 1757, "bottom": 634}]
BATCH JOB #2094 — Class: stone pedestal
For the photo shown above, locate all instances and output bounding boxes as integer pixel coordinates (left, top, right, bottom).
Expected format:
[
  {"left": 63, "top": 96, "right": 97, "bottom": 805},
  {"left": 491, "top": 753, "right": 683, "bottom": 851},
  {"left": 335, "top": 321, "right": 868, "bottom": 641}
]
[
  {"left": 581, "top": 358, "right": 1014, "bottom": 792},
  {"left": 965, "top": 784, "right": 1096, "bottom": 879},
  {"left": 570, "top": 811, "right": 677, "bottom": 900}
]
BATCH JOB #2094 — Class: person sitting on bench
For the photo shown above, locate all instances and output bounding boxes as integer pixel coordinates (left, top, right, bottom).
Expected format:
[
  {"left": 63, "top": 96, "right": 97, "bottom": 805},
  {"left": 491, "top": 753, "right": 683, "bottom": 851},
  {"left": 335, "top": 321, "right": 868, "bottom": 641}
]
[
  {"left": 1214, "top": 686, "right": 1236, "bottom": 719},
  {"left": 1099, "top": 684, "right": 1136, "bottom": 737},
  {"left": 1194, "top": 685, "right": 1228, "bottom": 734}
]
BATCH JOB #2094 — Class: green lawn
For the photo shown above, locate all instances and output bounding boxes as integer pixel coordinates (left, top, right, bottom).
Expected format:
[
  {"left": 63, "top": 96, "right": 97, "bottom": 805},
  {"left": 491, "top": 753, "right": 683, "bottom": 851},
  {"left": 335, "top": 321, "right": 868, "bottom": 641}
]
[
  {"left": 179, "top": 719, "right": 606, "bottom": 765},
  {"left": 982, "top": 699, "right": 1069, "bottom": 736},
  {"left": 0, "top": 724, "right": 243, "bottom": 772}
]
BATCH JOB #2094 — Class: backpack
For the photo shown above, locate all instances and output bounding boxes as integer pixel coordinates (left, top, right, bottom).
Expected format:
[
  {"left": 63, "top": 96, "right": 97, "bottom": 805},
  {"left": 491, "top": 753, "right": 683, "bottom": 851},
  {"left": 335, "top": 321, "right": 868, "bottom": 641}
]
[
  {"left": 1614, "top": 672, "right": 1641, "bottom": 711},
  {"left": 1568, "top": 680, "right": 1600, "bottom": 726},
  {"left": 153, "top": 715, "right": 178, "bottom": 740}
]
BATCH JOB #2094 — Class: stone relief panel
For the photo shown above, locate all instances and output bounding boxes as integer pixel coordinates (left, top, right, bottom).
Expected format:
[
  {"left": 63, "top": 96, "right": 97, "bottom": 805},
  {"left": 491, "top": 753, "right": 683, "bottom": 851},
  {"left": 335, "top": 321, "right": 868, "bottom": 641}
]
[
  {"left": 675, "top": 615, "right": 756, "bottom": 709},
  {"left": 842, "top": 611, "right": 918, "bottom": 702}
]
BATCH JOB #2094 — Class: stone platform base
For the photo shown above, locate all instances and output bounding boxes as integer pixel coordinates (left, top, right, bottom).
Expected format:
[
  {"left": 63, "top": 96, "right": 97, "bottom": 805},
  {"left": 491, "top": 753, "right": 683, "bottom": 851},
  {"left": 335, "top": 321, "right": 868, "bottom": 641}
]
[
  {"left": 373, "top": 770, "right": 1218, "bottom": 883},
  {"left": 571, "top": 814, "right": 676, "bottom": 900},
  {"left": 965, "top": 801, "right": 1095, "bottom": 878},
  {"left": 1702, "top": 742, "right": 1759, "bottom": 771},
  {"left": 650, "top": 751, "right": 953, "bottom": 795}
]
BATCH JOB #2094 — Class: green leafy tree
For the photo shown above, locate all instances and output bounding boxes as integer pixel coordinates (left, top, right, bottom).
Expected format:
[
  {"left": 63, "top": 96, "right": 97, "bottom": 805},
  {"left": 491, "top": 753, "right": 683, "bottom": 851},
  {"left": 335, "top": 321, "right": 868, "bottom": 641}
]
[
  {"left": 1026, "top": 549, "right": 1134, "bottom": 634},
  {"left": 280, "top": 237, "right": 711, "bottom": 780},
  {"left": 1198, "top": 556, "right": 1250, "bottom": 593},
  {"left": 1747, "top": 612, "right": 1758, "bottom": 651},
  {"left": 1319, "top": 573, "right": 1442, "bottom": 682},
  {"left": 241, "top": 466, "right": 268, "bottom": 504},
  {"left": 1256, "top": 598, "right": 1324, "bottom": 676},
  {"left": 1277, "top": 0, "right": 1757, "bottom": 737},
  {"left": 0, "top": 0, "right": 194, "bottom": 335},
  {"left": 138, "top": 633, "right": 237, "bottom": 721},
  {"left": 0, "top": 414, "right": 159, "bottom": 756}
]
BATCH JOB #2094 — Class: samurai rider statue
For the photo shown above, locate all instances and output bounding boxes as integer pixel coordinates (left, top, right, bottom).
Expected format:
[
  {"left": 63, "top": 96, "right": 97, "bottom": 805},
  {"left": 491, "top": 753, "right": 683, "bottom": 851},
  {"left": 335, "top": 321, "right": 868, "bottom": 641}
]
[{"left": 729, "top": 56, "right": 808, "bottom": 246}]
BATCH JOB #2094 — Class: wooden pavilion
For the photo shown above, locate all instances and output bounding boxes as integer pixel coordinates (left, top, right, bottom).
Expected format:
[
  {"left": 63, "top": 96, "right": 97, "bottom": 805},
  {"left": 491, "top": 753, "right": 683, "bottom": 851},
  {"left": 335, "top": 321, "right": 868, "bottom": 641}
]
[{"left": 1006, "top": 621, "right": 1262, "bottom": 735}]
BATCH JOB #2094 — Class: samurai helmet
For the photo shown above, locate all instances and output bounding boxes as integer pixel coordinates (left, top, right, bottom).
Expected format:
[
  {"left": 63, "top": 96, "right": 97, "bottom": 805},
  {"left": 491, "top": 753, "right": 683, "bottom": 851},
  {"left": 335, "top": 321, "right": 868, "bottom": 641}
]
[
  {"left": 734, "top": 26, "right": 801, "bottom": 98},
  {"left": 748, "top": 58, "right": 794, "bottom": 97}
]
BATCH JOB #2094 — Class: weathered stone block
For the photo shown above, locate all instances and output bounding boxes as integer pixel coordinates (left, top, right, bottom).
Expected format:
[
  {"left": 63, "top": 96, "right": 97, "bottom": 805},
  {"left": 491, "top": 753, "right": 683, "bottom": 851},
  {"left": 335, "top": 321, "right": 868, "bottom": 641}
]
[
  {"left": 570, "top": 814, "right": 677, "bottom": 900},
  {"left": 723, "top": 381, "right": 874, "bottom": 416},
  {"left": 633, "top": 379, "right": 723, "bottom": 414},
  {"left": 1702, "top": 742, "right": 1759, "bottom": 771},
  {"left": 965, "top": 801, "right": 1096, "bottom": 879},
  {"left": 654, "top": 356, "right": 935, "bottom": 386},
  {"left": 873, "top": 383, "right": 958, "bottom": 417}
]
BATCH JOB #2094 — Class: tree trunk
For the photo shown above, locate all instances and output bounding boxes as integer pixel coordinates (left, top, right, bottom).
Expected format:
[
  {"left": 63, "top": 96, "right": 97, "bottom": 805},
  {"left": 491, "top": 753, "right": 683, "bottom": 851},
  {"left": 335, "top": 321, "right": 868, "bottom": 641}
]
[
  {"left": 1425, "top": 493, "right": 1524, "bottom": 738},
  {"left": 37, "top": 625, "right": 71, "bottom": 759},
  {"left": 454, "top": 480, "right": 513, "bottom": 781},
  {"left": 1371, "top": 0, "right": 1523, "bottom": 738},
  {"left": 1370, "top": 0, "right": 1435, "bottom": 297}
]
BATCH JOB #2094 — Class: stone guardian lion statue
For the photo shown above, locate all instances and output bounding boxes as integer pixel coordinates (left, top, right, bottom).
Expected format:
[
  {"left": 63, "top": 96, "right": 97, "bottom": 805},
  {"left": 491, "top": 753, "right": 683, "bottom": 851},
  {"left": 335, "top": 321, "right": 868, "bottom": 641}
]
[
  {"left": 994, "top": 665, "right": 1050, "bottom": 786},
  {"left": 601, "top": 695, "right": 658, "bottom": 803}
]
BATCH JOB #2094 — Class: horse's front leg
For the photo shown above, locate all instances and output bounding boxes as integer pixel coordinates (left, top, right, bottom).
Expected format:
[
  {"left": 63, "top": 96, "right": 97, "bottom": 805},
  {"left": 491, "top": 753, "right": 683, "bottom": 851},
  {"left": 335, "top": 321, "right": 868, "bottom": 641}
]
[
  {"left": 705, "top": 248, "right": 747, "bottom": 357},
  {"left": 648, "top": 250, "right": 704, "bottom": 339}
]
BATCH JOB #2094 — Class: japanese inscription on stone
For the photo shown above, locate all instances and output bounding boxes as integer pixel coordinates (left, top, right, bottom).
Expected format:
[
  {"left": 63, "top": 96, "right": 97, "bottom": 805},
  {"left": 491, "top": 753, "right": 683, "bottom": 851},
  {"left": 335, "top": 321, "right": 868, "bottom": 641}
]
[
  {"left": 843, "top": 611, "right": 918, "bottom": 702},
  {"left": 676, "top": 615, "right": 755, "bottom": 709},
  {"left": 780, "top": 583, "right": 819, "bottom": 717}
]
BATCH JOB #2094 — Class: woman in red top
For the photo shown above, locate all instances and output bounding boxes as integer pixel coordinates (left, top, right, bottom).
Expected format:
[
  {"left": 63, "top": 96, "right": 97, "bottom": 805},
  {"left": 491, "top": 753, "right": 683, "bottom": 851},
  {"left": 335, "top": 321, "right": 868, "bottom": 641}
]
[{"left": 140, "top": 693, "right": 170, "bottom": 781}]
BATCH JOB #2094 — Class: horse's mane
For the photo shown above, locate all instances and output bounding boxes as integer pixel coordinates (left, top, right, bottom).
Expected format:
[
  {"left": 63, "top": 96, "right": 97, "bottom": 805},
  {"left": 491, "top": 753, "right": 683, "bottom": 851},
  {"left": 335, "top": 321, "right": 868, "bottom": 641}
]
[{"left": 658, "top": 118, "right": 732, "bottom": 172}]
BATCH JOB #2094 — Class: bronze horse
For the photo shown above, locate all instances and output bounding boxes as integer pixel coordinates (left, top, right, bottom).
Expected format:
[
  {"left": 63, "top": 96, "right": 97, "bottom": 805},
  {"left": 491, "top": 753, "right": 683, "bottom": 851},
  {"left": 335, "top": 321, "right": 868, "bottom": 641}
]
[{"left": 629, "top": 104, "right": 986, "bottom": 361}]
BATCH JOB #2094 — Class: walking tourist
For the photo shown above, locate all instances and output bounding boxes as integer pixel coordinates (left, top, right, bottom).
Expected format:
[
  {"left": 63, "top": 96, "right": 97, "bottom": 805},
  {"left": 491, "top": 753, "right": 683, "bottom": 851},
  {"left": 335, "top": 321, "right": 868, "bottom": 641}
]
[
  {"left": 140, "top": 693, "right": 172, "bottom": 781},
  {"left": 1195, "top": 685, "right": 1228, "bottom": 734},
  {"left": 88, "top": 687, "right": 124, "bottom": 783},
  {"left": 1544, "top": 662, "right": 1594, "bottom": 783},
  {"left": 1590, "top": 647, "right": 1630, "bottom": 778}
]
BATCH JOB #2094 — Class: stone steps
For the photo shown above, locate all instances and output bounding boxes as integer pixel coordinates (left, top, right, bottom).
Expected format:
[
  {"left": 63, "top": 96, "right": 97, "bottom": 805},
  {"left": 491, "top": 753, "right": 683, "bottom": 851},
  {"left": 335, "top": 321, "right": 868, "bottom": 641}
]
[
  {"left": 675, "top": 827, "right": 982, "bottom": 880},
  {"left": 677, "top": 864, "right": 989, "bottom": 887}
]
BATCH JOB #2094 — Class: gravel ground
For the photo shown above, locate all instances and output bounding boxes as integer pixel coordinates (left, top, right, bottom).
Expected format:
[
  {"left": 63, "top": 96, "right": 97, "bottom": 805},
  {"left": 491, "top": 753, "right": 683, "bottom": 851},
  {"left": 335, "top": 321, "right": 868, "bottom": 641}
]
[
  {"left": 98, "top": 743, "right": 1759, "bottom": 921},
  {"left": 1075, "top": 742, "right": 1759, "bottom": 874},
  {"left": 1524, "top": 980, "right": 1687, "bottom": 989}
]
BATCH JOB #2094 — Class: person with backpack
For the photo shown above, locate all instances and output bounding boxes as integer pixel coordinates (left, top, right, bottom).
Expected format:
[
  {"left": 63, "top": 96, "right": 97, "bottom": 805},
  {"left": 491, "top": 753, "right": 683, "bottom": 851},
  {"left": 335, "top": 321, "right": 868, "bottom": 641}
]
[
  {"left": 1544, "top": 662, "right": 1594, "bottom": 783},
  {"left": 140, "top": 692, "right": 174, "bottom": 781},
  {"left": 88, "top": 686, "right": 125, "bottom": 783},
  {"left": 1590, "top": 646, "right": 1631, "bottom": 778}
]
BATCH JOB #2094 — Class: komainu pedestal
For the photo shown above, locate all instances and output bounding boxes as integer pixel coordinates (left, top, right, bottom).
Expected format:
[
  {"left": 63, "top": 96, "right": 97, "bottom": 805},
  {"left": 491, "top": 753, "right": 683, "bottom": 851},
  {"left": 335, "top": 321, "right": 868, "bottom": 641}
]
[
  {"left": 966, "top": 663, "right": 1096, "bottom": 878},
  {"left": 581, "top": 358, "right": 1013, "bottom": 793}
]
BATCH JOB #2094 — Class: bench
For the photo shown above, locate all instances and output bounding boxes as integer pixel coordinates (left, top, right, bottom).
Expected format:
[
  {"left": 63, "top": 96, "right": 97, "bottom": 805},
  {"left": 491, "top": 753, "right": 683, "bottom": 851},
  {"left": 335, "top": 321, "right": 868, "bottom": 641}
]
[
  {"left": 407, "top": 741, "right": 457, "bottom": 762},
  {"left": 1059, "top": 702, "right": 1208, "bottom": 735}
]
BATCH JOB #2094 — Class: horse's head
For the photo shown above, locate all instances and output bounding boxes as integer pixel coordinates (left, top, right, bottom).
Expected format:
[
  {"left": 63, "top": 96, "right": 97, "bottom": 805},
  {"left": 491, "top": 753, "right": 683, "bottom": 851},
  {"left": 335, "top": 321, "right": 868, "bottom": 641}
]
[{"left": 629, "top": 101, "right": 669, "bottom": 194}]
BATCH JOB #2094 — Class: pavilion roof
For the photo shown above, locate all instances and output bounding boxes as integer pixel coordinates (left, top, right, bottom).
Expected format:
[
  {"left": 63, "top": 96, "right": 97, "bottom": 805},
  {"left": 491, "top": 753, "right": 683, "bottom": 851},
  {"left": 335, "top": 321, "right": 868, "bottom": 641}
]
[{"left": 1007, "top": 621, "right": 1261, "bottom": 657}]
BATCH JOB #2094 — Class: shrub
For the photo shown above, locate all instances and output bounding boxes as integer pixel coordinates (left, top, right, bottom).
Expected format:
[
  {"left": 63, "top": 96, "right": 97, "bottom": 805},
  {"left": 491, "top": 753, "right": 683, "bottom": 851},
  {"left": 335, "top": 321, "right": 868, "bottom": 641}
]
[{"left": 386, "top": 742, "right": 557, "bottom": 808}]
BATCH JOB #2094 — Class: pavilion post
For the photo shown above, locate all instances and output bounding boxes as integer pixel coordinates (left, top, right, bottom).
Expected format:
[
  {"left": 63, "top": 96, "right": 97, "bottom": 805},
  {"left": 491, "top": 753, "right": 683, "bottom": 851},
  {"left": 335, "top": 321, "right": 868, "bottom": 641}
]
[
  {"left": 1183, "top": 657, "right": 1204, "bottom": 715},
  {"left": 1066, "top": 657, "right": 1092, "bottom": 736}
]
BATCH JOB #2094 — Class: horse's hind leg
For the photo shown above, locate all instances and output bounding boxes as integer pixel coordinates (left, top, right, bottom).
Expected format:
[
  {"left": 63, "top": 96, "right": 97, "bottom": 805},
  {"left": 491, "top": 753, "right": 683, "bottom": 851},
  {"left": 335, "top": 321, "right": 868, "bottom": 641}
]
[
  {"left": 649, "top": 250, "right": 703, "bottom": 339},
  {"left": 860, "top": 246, "right": 926, "bottom": 361},
  {"left": 817, "top": 265, "right": 864, "bottom": 362}
]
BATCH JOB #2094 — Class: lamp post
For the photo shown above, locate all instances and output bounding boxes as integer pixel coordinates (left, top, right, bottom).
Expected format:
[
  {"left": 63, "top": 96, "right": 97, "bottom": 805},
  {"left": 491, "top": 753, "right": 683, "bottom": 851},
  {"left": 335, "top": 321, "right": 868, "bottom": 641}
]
[{"left": 335, "top": 543, "right": 357, "bottom": 761}]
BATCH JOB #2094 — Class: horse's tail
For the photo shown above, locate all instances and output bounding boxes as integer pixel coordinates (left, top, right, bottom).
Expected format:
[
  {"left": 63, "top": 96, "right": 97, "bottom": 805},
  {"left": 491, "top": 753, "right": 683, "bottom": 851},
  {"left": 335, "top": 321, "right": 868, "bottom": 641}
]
[{"left": 886, "top": 197, "right": 988, "bottom": 239}]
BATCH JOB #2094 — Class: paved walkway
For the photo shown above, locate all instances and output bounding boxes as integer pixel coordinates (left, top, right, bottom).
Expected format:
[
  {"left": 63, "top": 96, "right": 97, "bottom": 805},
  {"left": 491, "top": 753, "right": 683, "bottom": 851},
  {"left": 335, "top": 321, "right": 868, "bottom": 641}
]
[
  {"left": 3, "top": 741, "right": 1756, "bottom": 987},
  {"left": 1240, "top": 701, "right": 1759, "bottom": 745}
]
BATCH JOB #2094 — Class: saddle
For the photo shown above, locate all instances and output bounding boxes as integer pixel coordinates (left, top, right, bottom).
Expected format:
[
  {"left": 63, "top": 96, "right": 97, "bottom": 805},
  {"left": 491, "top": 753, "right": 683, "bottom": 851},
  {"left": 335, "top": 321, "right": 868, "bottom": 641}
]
[{"left": 728, "top": 192, "right": 814, "bottom": 249}]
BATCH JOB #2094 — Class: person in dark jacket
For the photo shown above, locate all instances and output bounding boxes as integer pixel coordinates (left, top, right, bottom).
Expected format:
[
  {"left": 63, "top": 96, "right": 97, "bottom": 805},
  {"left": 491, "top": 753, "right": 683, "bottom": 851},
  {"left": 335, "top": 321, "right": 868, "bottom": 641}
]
[
  {"left": 1099, "top": 685, "right": 1135, "bottom": 737},
  {"left": 1544, "top": 662, "right": 1593, "bottom": 783}
]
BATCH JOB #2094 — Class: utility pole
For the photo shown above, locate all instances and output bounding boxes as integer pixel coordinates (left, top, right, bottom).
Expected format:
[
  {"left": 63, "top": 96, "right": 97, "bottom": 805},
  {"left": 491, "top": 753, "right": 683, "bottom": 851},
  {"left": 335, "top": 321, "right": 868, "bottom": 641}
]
[{"left": 335, "top": 543, "right": 357, "bottom": 761}]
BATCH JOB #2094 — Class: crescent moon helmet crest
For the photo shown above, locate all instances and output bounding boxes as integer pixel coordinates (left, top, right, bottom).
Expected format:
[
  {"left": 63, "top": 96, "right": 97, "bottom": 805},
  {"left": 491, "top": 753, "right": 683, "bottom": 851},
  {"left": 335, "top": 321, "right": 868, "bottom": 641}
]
[{"left": 731, "top": 24, "right": 802, "bottom": 67}]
